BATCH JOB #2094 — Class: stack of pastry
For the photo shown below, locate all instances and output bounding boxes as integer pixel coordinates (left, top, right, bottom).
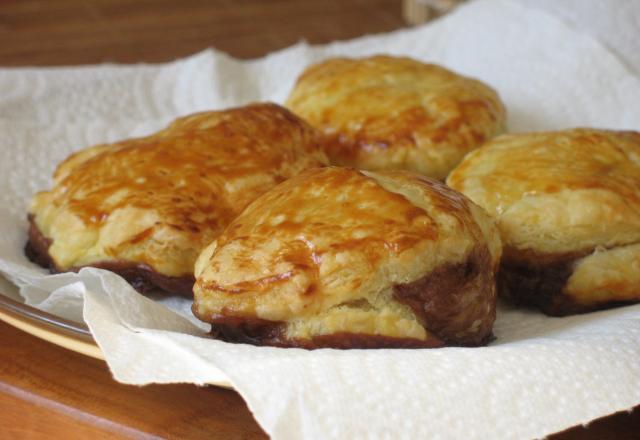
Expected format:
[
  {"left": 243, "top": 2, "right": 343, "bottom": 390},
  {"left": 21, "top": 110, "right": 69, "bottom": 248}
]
[{"left": 27, "top": 55, "right": 640, "bottom": 349}]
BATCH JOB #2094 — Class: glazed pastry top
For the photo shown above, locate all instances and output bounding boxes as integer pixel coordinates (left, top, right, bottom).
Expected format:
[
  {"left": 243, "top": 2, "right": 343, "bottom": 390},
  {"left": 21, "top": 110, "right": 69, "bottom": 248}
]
[
  {"left": 194, "top": 167, "right": 501, "bottom": 344},
  {"left": 448, "top": 128, "right": 640, "bottom": 255},
  {"left": 29, "top": 103, "right": 328, "bottom": 277},
  {"left": 286, "top": 55, "right": 506, "bottom": 178}
]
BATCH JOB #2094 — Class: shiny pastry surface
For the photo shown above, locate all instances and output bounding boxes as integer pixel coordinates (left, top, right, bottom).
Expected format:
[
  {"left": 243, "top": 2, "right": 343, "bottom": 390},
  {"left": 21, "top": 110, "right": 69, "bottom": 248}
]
[
  {"left": 447, "top": 128, "right": 640, "bottom": 314},
  {"left": 193, "top": 167, "right": 501, "bottom": 348},
  {"left": 27, "top": 103, "right": 327, "bottom": 294},
  {"left": 286, "top": 55, "right": 506, "bottom": 179}
]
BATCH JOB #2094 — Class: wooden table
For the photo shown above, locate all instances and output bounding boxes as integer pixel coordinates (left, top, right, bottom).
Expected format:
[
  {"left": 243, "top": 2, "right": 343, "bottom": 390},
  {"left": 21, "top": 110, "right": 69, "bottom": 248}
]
[{"left": 0, "top": 1, "right": 638, "bottom": 438}]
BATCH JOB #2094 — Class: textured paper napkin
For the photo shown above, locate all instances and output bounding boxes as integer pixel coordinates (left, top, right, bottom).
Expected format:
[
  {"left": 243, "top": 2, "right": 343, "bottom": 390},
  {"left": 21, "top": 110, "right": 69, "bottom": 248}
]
[
  {"left": 1, "top": 0, "right": 639, "bottom": 438},
  {"left": 516, "top": 0, "right": 640, "bottom": 75}
]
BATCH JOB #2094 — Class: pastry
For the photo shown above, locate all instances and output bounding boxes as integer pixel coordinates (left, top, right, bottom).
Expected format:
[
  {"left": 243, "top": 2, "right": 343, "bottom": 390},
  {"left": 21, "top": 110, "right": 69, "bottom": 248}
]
[
  {"left": 286, "top": 55, "right": 506, "bottom": 179},
  {"left": 447, "top": 128, "right": 640, "bottom": 315},
  {"left": 193, "top": 166, "right": 502, "bottom": 348},
  {"left": 26, "top": 103, "right": 328, "bottom": 296}
]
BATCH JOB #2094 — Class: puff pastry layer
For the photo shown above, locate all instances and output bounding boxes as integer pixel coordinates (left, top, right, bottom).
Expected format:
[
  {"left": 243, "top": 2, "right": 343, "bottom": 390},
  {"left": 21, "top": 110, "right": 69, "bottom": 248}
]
[
  {"left": 286, "top": 55, "right": 506, "bottom": 179},
  {"left": 447, "top": 128, "right": 640, "bottom": 315},
  {"left": 27, "top": 103, "right": 327, "bottom": 296},
  {"left": 193, "top": 167, "right": 502, "bottom": 348}
]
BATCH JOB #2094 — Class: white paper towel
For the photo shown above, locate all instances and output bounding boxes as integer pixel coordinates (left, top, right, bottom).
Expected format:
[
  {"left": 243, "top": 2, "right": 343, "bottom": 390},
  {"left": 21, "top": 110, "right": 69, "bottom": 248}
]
[
  {"left": 515, "top": 0, "right": 640, "bottom": 75},
  {"left": 1, "top": 0, "right": 639, "bottom": 438}
]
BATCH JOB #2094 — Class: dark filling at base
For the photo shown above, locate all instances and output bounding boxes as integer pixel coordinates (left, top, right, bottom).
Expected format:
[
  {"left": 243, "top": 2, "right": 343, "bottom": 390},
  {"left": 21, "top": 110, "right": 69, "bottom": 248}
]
[
  {"left": 25, "top": 216, "right": 194, "bottom": 297},
  {"left": 203, "top": 245, "right": 496, "bottom": 349},
  {"left": 207, "top": 315, "right": 446, "bottom": 349},
  {"left": 498, "top": 248, "right": 637, "bottom": 316},
  {"left": 393, "top": 245, "right": 495, "bottom": 347}
]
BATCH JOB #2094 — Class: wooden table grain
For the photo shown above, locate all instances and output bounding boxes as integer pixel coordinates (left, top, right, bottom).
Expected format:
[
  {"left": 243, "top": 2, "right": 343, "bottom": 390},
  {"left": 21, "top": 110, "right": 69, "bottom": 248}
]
[
  {"left": 0, "top": 321, "right": 267, "bottom": 439},
  {"left": 0, "top": 0, "right": 404, "bottom": 66},
  {"left": 0, "top": 1, "right": 638, "bottom": 438}
]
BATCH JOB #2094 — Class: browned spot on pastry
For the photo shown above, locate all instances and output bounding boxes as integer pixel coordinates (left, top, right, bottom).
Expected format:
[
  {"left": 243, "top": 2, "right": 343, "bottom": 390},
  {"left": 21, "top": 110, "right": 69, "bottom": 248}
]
[
  {"left": 393, "top": 245, "right": 495, "bottom": 347},
  {"left": 204, "top": 314, "right": 446, "bottom": 349},
  {"left": 199, "top": 271, "right": 294, "bottom": 294},
  {"left": 25, "top": 216, "right": 194, "bottom": 297},
  {"left": 128, "top": 227, "right": 155, "bottom": 244},
  {"left": 321, "top": 106, "right": 435, "bottom": 163},
  {"left": 498, "top": 247, "right": 637, "bottom": 316}
]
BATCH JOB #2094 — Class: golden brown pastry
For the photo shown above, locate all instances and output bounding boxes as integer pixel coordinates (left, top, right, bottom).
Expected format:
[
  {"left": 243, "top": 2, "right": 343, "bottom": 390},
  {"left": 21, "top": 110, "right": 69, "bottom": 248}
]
[
  {"left": 447, "top": 128, "right": 640, "bottom": 315},
  {"left": 193, "top": 167, "right": 502, "bottom": 349},
  {"left": 285, "top": 55, "right": 506, "bottom": 179},
  {"left": 26, "top": 103, "right": 328, "bottom": 296}
]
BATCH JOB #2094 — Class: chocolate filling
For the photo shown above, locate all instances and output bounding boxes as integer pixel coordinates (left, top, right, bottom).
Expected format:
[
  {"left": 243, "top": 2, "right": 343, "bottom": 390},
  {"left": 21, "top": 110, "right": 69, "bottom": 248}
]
[
  {"left": 393, "top": 245, "right": 495, "bottom": 347},
  {"left": 498, "top": 248, "right": 637, "bottom": 316},
  {"left": 201, "top": 245, "right": 496, "bottom": 349},
  {"left": 25, "top": 216, "right": 194, "bottom": 297}
]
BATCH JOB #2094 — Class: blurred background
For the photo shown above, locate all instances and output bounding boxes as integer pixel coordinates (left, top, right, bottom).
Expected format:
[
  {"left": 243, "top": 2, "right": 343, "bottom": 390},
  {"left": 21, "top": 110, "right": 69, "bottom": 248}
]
[
  {"left": 0, "top": 0, "right": 467, "bottom": 66},
  {"left": 1, "top": 1, "right": 637, "bottom": 72}
]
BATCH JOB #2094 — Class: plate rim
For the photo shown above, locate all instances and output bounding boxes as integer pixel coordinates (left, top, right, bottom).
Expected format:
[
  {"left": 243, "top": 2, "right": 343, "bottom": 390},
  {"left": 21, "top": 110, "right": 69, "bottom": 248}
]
[
  {"left": 0, "top": 283, "right": 233, "bottom": 389},
  {"left": 0, "top": 291, "right": 93, "bottom": 340},
  {"left": 0, "top": 291, "right": 104, "bottom": 360}
]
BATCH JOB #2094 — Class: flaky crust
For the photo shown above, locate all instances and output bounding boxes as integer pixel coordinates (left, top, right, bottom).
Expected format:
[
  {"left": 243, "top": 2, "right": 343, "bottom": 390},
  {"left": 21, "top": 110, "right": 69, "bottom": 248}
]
[
  {"left": 193, "top": 167, "right": 502, "bottom": 348},
  {"left": 447, "top": 128, "right": 640, "bottom": 314},
  {"left": 27, "top": 103, "right": 327, "bottom": 295},
  {"left": 286, "top": 55, "right": 506, "bottom": 179}
]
